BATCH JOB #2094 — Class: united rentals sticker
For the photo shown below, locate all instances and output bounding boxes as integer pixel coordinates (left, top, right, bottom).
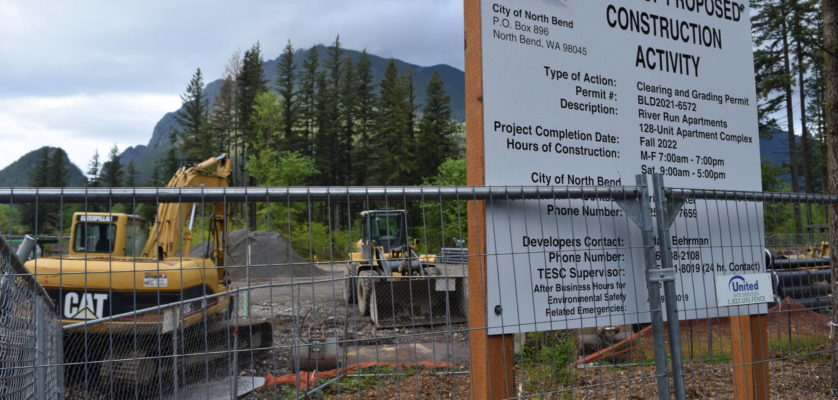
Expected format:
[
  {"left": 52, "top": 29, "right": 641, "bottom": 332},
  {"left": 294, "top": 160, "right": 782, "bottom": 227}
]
[{"left": 715, "top": 273, "right": 773, "bottom": 307}]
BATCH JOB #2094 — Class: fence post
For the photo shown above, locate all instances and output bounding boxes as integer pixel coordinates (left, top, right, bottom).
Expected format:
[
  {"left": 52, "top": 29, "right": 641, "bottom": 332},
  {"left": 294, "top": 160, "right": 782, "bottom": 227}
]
[
  {"left": 632, "top": 174, "right": 672, "bottom": 400},
  {"left": 56, "top": 319, "right": 65, "bottom": 399},
  {"left": 731, "top": 314, "right": 770, "bottom": 399},
  {"left": 465, "top": 0, "right": 516, "bottom": 398},
  {"left": 35, "top": 297, "right": 46, "bottom": 400},
  {"left": 651, "top": 174, "right": 686, "bottom": 400}
]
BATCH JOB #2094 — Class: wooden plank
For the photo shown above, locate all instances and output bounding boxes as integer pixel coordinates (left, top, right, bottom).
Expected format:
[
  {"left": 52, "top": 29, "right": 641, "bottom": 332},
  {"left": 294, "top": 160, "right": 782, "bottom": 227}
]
[
  {"left": 731, "top": 314, "right": 770, "bottom": 400},
  {"left": 465, "top": 0, "right": 515, "bottom": 398}
]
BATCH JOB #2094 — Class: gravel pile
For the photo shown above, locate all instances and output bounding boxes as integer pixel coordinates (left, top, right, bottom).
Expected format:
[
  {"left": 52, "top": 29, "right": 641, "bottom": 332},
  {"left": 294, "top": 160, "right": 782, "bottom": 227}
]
[{"left": 190, "top": 230, "right": 315, "bottom": 280}]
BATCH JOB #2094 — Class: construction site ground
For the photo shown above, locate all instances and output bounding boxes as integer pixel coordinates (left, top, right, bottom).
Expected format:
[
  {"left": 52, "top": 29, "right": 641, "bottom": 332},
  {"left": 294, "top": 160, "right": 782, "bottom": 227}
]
[{"left": 231, "top": 261, "right": 471, "bottom": 377}]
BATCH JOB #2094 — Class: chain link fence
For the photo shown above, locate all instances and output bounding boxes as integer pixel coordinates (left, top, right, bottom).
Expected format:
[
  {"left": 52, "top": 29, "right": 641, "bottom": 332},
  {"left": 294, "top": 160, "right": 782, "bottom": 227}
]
[
  {"left": 0, "top": 235, "right": 64, "bottom": 399},
  {"left": 1, "top": 181, "right": 837, "bottom": 398}
]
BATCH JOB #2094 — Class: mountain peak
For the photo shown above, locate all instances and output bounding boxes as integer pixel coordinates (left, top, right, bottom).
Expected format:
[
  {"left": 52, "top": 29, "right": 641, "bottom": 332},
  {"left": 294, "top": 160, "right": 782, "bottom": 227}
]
[
  {"left": 119, "top": 45, "right": 465, "bottom": 183},
  {"left": 0, "top": 146, "right": 86, "bottom": 187}
]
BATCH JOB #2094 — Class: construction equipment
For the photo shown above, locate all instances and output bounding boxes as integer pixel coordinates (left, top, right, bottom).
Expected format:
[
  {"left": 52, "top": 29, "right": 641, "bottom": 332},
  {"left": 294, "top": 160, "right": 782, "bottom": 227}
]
[
  {"left": 23, "top": 154, "right": 271, "bottom": 389},
  {"left": 344, "top": 210, "right": 467, "bottom": 328}
]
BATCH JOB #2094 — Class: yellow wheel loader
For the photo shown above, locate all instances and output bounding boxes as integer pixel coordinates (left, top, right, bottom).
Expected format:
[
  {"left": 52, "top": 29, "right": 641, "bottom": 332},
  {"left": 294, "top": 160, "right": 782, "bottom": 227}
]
[
  {"left": 23, "top": 155, "right": 271, "bottom": 389},
  {"left": 344, "top": 210, "right": 466, "bottom": 328}
]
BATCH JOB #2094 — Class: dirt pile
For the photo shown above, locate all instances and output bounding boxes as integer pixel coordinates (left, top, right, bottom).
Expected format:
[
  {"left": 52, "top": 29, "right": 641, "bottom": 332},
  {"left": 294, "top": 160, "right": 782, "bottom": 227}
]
[{"left": 190, "top": 230, "right": 316, "bottom": 280}]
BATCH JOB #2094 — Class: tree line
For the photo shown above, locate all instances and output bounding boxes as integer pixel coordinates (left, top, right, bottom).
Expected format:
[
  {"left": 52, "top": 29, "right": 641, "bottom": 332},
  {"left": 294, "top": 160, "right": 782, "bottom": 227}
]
[
  {"left": 753, "top": 0, "right": 825, "bottom": 233},
  {"left": 164, "top": 37, "right": 461, "bottom": 189}
]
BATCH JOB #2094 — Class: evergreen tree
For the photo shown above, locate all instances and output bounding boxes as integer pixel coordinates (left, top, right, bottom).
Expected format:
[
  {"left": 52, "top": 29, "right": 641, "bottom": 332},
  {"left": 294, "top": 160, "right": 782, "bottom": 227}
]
[
  {"left": 338, "top": 55, "right": 357, "bottom": 186},
  {"left": 174, "top": 68, "right": 210, "bottom": 164},
  {"left": 21, "top": 148, "right": 52, "bottom": 233},
  {"left": 210, "top": 75, "right": 237, "bottom": 157},
  {"left": 314, "top": 71, "right": 336, "bottom": 185},
  {"left": 158, "top": 132, "right": 181, "bottom": 181},
  {"left": 752, "top": 0, "right": 802, "bottom": 231},
  {"left": 313, "top": 37, "right": 343, "bottom": 185},
  {"left": 297, "top": 48, "right": 320, "bottom": 157},
  {"left": 237, "top": 42, "right": 267, "bottom": 158},
  {"left": 277, "top": 41, "right": 300, "bottom": 152},
  {"left": 417, "top": 71, "right": 457, "bottom": 178},
  {"left": 789, "top": 0, "right": 821, "bottom": 192},
  {"left": 352, "top": 50, "right": 376, "bottom": 185},
  {"left": 99, "top": 145, "right": 123, "bottom": 187},
  {"left": 125, "top": 161, "right": 137, "bottom": 187},
  {"left": 373, "top": 59, "right": 414, "bottom": 185},
  {"left": 48, "top": 148, "right": 69, "bottom": 188},
  {"left": 86, "top": 150, "right": 101, "bottom": 188},
  {"left": 403, "top": 67, "right": 419, "bottom": 183},
  {"left": 148, "top": 165, "right": 162, "bottom": 186}
]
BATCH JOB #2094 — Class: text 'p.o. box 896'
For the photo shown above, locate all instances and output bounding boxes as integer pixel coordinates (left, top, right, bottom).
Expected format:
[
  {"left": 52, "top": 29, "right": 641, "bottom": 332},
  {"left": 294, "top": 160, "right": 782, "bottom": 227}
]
[{"left": 480, "top": 0, "right": 765, "bottom": 335}]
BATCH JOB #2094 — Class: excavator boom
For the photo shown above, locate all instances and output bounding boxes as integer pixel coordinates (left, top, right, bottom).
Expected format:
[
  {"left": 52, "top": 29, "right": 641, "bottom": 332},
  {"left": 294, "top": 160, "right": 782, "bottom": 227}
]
[{"left": 141, "top": 154, "right": 230, "bottom": 262}]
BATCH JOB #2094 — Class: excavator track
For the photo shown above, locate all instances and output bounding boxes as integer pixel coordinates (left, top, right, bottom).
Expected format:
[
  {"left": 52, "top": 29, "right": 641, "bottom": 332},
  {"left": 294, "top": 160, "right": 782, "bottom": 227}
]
[{"left": 66, "top": 316, "right": 273, "bottom": 393}]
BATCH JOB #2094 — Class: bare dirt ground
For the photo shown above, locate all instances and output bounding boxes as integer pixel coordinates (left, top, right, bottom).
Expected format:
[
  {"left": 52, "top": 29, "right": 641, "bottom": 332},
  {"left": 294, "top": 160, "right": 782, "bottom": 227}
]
[{"left": 232, "top": 261, "right": 470, "bottom": 376}]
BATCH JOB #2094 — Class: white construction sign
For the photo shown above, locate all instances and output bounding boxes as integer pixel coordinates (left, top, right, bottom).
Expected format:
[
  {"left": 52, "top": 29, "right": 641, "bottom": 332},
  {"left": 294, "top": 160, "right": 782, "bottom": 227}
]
[{"left": 480, "top": 0, "right": 765, "bottom": 334}]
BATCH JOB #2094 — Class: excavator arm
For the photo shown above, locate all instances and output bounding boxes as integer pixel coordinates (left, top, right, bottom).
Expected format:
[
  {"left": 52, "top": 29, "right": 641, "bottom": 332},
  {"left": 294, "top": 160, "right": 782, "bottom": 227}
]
[{"left": 141, "top": 154, "right": 231, "bottom": 265}]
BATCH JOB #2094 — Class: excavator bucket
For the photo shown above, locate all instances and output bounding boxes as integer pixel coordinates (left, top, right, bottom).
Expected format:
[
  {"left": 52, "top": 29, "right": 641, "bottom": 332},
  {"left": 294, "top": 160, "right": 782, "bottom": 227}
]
[{"left": 370, "top": 275, "right": 467, "bottom": 328}]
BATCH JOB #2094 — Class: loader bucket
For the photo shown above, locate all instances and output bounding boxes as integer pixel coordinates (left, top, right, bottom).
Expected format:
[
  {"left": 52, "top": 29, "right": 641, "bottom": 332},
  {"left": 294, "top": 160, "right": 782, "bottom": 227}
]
[{"left": 370, "top": 276, "right": 467, "bottom": 328}]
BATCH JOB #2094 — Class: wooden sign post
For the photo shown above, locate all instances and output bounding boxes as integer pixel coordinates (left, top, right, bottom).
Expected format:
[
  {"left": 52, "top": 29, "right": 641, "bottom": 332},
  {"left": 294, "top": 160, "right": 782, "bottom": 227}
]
[
  {"left": 731, "top": 314, "right": 770, "bottom": 399},
  {"left": 465, "top": 1, "right": 515, "bottom": 398}
]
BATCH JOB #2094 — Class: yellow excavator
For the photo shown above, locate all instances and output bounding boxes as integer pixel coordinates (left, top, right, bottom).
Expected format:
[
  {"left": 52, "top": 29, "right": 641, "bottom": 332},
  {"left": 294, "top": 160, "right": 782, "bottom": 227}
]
[
  {"left": 344, "top": 210, "right": 467, "bottom": 328},
  {"left": 23, "top": 154, "right": 271, "bottom": 388}
]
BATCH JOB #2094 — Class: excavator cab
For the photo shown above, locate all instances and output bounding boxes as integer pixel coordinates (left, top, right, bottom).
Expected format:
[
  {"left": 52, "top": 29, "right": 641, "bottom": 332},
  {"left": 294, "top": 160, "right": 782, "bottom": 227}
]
[{"left": 68, "top": 213, "right": 149, "bottom": 258}]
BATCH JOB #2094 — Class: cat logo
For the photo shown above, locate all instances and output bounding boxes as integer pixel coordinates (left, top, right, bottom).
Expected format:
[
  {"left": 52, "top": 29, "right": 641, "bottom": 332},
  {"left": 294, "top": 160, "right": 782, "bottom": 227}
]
[{"left": 63, "top": 292, "right": 108, "bottom": 320}]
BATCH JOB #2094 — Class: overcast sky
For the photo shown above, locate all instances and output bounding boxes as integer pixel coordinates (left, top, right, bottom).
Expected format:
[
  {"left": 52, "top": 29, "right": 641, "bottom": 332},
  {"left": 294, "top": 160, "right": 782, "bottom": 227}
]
[{"left": 0, "top": 0, "right": 464, "bottom": 172}]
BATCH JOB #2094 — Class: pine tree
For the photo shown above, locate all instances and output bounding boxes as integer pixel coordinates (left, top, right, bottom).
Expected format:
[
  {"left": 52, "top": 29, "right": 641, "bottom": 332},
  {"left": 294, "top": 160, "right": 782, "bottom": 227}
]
[
  {"left": 48, "top": 148, "right": 69, "bottom": 188},
  {"left": 237, "top": 42, "right": 267, "bottom": 158},
  {"left": 314, "top": 37, "right": 343, "bottom": 185},
  {"left": 22, "top": 148, "right": 52, "bottom": 233},
  {"left": 373, "top": 60, "right": 413, "bottom": 185},
  {"left": 125, "top": 161, "right": 137, "bottom": 187},
  {"left": 753, "top": 0, "right": 824, "bottom": 232},
  {"left": 338, "top": 55, "right": 357, "bottom": 186},
  {"left": 209, "top": 75, "right": 237, "bottom": 158},
  {"left": 148, "top": 165, "right": 162, "bottom": 186},
  {"left": 789, "top": 0, "right": 821, "bottom": 192},
  {"left": 86, "top": 150, "right": 101, "bottom": 188},
  {"left": 159, "top": 132, "right": 181, "bottom": 180},
  {"left": 314, "top": 71, "right": 336, "bottom": 185},
  {"left": 298, "top": 48, "right": 320, "bottom": 157},
  {"left": 174, "top": 68, "right": 211, "bottom": 165},
  {"left": 417, "top": 71, "right": 457, "bottom": 179},
  {"left": 277, "top": 41, "right": 300, "bottom": 152},
  {"left": 403, "top": 67, "right": 419, "bottom": 183},
  {"left": 99, "top": 145, "right": 123, "bottom": 187},
  {"left": 353, "top": 50, "right": 375, "bottom": 185}
]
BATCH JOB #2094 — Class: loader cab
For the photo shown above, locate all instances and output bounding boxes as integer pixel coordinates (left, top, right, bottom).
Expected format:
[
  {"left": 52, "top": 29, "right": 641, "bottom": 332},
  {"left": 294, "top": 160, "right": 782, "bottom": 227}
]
[
  {"left": 68, "top": 212, "right": 148, "bottom": 258},
  {"left": 360, "top": 210, "right": 408, "bottom": 252}
]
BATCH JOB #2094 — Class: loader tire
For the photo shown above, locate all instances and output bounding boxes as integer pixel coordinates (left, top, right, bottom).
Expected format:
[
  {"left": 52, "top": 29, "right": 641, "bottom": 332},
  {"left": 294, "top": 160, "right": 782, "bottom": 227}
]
[
  {"left": 344, "top": 263, "right": 357, "bottom": 305},
  {"left": 357, "top": 270, "right": 377, "bottom": 316}
]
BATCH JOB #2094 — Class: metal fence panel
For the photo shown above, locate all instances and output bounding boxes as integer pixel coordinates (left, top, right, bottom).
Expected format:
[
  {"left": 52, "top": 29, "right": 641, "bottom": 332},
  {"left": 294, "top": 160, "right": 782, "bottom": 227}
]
[
  {"left": 2, "top": 181, "right": 837, "bottom": 399},
  {"left": 0, "top": 235, "right": 64, "bottom": 400}
]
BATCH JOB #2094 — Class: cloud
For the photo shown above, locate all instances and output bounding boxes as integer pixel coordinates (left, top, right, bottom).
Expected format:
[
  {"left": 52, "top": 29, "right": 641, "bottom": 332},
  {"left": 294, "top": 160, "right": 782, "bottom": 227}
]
[
  {"left": 0, "top": 0, "right": 464, "bottom": 97},
  {"left": 0, "top": 0, "right": 465, "bottom": 174},
  {"left": 0, "top": 94, "right": 181, "bottom": 171}
]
